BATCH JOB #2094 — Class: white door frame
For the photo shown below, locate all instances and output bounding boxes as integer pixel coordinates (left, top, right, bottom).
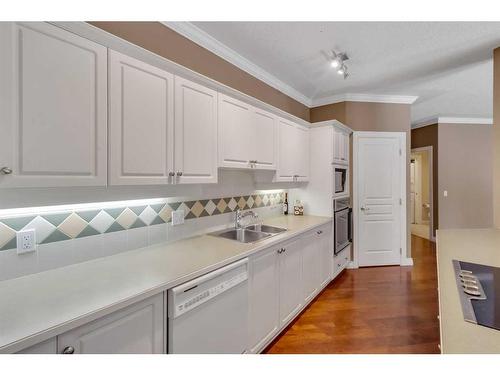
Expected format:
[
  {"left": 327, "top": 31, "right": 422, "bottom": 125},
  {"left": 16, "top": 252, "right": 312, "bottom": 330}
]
[
  {"left": 411, "top": 146, "right": 434, "bottom": 242},
  {"left": 352, "top": 131, "right": 408, "bottom": 268},
  {"left": 411, "top": 153, "right": 423, "bottom": 224}
]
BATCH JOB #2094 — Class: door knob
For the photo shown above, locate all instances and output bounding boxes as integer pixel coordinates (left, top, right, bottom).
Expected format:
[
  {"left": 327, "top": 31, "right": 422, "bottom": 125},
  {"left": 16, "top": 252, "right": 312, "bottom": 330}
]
[
  {"left": 0, "top": 167, "right": 12, "bottom": 175},
  {"left": 360, "top": 206, "right": 370, "bottom": 211},
  {"left": 62, "top": 346, "right": 75, "bottom": 354}
]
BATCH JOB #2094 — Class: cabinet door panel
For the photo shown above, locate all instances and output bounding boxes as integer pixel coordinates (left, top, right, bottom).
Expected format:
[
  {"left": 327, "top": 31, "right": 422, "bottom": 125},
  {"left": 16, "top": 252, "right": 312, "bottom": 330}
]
[
  {"left": 296, "top": 125, "right": 310, "bottom": 179},
  {"left": 0, "top": 22, "right": 107, "bottom": 187},
  {"left": 109, "top": 50, "right": 174, "bottom": 185},
  {"left": 279, "top": 238, "right": 303, "bottom": 325},
  {"left": 248, "top": 247, "right": 280, "bottom": 353},
  {"left": 320, "top": 224, "right": 334, "bottom": 288},
  {"left": 57, "top": 294, "right": 164, "bottom": 354},
  {"left": 252, "top": 108, "right": 276, "bottom": 169},
  {"left": 302, "top": 231, "right": 321, "bottom": 303},
  {"left": 276, "top": 119, "right": 296, "bottom": 180},
  {"left": 218, "top": 94, "right": 253, "bottom": 168},
  {"left": 175, "top": 77, "right": 218, "bottom": 183}
]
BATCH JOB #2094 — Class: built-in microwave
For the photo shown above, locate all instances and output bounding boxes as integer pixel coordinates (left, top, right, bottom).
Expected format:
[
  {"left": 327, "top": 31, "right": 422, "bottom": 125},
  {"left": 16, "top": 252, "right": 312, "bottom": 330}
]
[{"left": 334, "top": 165, "right": 348, "bottom": 196}]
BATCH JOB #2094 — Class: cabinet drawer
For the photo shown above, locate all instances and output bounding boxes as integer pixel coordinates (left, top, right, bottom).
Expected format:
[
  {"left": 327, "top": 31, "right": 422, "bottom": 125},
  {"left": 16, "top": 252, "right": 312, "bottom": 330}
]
[{"left": 334, "top": 245, "right": 350, "bottom": 276}]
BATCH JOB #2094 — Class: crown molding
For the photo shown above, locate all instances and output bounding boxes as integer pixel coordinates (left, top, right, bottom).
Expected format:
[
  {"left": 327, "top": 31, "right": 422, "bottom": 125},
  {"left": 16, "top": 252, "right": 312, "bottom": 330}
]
[
  {"left": 411, "top": 116, "right": 493, "bottom": 129},
  {"left": 162, "top": 22, "right": 312, "bottom": 107},
  {"left": 311, "top": 93, "right": 419, "bottom": 107}
]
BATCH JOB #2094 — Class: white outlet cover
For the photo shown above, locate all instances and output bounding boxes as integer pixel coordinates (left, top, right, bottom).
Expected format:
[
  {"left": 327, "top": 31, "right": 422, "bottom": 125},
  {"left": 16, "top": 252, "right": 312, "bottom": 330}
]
[
  {"left": 16, "top": 229, "right": 36, "bottom": 254},
  {"left": 171, "top": 210, "right": 185, "bottom": 226}
]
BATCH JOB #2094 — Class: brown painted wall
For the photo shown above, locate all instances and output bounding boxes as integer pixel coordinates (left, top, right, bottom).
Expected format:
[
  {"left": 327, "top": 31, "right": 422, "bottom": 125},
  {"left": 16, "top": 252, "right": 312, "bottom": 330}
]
[
  {"left": 88, "top": 22, "right": 310, "bottom": 121},
  {"left": 411, "top": 124, "right": 439, "bottom": 235},
  {"left": 438, "top": 123, "right": 493, "bottom": 229},
  {"left": 310, "top": 102, "right": 346, "bottom": 123},
  {"left": 493, "top": 47, "right": 500, "bottom": 227}
]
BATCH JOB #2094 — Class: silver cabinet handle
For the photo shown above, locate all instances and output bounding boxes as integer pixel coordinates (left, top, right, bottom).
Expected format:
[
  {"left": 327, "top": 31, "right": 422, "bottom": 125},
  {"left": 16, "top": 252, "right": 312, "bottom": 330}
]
[
  {"left": 62, "top": 346, "right": 75, "bottom": 354},
  {"left": 168, "top": 171, "right": 175, "bottom": 177},
  {"left": 317, "top": 230, "right": 323, "bottom": 235},
  {"left": 278, "top": 248, "right": 285, "bottom": 254},
  {"left": 360, "top": 206, "right": 370, "bottom": 211},
  {"left": 0, "top": 167, "right": 12, "bottom": 175},
  {"left": 176, "top": 171, "right": 183, "bottom": 176}
]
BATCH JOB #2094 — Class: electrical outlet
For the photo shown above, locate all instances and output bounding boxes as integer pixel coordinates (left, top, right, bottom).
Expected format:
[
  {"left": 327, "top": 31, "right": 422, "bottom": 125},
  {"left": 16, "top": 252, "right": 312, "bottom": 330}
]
[
  {"left": 16, "top": 229, "right": 36, "bottom": 254},
  {"left": 171, "top": 210, "right": 185, "bottom": 226}
]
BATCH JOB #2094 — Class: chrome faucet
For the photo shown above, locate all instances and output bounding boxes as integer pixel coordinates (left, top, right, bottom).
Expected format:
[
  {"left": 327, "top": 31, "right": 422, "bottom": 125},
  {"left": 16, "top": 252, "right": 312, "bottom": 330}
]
[{"left": 235, "top": 209, "right": 258, "bottom": 229}]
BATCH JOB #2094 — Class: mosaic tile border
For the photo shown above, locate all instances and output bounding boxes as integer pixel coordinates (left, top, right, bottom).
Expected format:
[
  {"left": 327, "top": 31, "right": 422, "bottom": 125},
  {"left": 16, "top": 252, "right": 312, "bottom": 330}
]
[{"left": 0, "top": 193, "right": 284, "bottom": 250}]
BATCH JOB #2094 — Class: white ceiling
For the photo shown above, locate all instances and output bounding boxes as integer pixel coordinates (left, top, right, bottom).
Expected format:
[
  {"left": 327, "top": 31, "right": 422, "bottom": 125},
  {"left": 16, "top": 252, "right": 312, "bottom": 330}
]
[{"left": 179, "top": 22, "right": 500, "bottom": 122}]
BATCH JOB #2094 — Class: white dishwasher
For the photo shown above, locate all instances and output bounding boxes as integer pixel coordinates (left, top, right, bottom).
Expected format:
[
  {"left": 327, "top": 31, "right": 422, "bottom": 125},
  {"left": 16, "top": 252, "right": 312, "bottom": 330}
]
[{"left": 168, "top": 258, "right": 249, "bottom": 354}]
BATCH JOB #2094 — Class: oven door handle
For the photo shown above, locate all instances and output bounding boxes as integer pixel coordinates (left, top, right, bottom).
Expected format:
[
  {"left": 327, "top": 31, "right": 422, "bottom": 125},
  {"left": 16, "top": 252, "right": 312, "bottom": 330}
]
[{"left": 348, "top": 208, "right": 353, "bottom": 242}]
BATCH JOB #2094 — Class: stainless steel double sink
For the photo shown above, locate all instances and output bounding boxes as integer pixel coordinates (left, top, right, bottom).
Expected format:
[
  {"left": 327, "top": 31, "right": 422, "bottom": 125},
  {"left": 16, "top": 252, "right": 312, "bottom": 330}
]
[{"left": 209, "top": 224, "right": 287, "bottom": 243}]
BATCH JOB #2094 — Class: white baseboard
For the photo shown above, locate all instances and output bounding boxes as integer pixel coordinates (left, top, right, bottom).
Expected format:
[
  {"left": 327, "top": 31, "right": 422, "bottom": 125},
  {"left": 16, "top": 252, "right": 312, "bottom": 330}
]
[
  {"left": 347, "top": 261, "right": 358, "bottom": 269},
  {"left": 401, "top": 257, "right": 414, "bottom": 266}
]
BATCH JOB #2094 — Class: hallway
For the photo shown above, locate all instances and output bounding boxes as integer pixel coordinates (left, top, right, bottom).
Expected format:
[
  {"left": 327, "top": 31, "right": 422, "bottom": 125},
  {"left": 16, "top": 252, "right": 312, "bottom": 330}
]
[{"left": 265, "top": 235, "right": 440, "bottom": 353}]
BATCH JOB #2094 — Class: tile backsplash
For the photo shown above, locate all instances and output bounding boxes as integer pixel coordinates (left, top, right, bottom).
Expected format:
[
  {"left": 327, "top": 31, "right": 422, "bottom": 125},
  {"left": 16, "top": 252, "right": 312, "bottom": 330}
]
[{"left": 0, "top": 192, "right": 284, "bottom": 251}]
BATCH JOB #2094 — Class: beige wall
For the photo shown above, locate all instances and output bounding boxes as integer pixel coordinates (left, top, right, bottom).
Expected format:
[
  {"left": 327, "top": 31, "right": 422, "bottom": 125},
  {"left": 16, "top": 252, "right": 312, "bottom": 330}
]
[
  {"left": 438, "top": 123, "right": 493, "bottom": 229},
  {"left": 420, "top": 151, "right": 431, "bottom": 222},
  {"left": 411, "top": 125, "right": 439, "bottom": 235},
  {"left": 88, "top": 22, "right": 310, "bottom": 121},
  {"left": 494, "top": 47, "right": 500, "bottom": 227}
]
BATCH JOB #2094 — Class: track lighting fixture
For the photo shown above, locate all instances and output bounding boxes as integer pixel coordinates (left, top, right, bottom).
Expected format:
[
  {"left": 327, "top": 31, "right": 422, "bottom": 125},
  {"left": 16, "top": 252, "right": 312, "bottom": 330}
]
[{"left": 330, "top": 51, "right": 349, "bottom": 79}]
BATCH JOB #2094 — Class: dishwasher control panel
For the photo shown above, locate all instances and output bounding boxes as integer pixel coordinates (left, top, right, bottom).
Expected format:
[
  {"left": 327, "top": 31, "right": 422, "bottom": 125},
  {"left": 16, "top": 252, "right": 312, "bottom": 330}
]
[{"left": 173, "top": 270, "right": 248, "bottom": 318}]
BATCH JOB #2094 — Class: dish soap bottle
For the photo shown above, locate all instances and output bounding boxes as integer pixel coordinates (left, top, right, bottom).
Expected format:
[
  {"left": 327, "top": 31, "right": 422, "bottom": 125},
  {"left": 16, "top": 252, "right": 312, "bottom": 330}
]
[{"left": 283, "top": 193, "right": 289, "bottom": 215}]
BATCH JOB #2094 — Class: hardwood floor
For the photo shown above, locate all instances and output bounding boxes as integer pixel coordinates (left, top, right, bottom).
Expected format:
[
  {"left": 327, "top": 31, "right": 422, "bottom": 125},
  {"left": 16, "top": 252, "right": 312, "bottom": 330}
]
[{"left": 264, "top": 235, "right": 440, "bottom": 354}]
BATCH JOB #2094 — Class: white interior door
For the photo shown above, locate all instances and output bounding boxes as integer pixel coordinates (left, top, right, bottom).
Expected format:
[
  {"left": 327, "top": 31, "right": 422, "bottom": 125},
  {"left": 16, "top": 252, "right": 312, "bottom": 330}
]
[{"left": 354, "top": 132, "right": 406, "bottom": 267}]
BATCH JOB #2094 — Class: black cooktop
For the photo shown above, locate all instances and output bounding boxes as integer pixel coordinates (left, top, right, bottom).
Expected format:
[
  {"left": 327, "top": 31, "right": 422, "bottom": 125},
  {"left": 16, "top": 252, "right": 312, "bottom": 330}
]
[{"left": 457, "top": 261, "right": 500, "bottom": 331}]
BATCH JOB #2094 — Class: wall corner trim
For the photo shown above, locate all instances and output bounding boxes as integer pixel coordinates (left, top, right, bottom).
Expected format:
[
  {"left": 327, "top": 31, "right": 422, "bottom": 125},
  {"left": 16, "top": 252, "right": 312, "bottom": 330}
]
[
  {"left": 311, "top": 93, "right": 419, "bottom": 107},
  {"left": 412, "top": 116, "right": 493, "bottom": 129}
]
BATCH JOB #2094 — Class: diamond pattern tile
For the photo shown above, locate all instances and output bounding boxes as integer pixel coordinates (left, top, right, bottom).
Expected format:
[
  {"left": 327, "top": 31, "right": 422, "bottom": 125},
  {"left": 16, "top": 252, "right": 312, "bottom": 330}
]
[
  {"left": 228, "top": 198, "right": 237, "bottom": 211},
  {"left": 0, "top": 223, "right": 16, "bottom": 249},
  {"left": 0, "top": 193, "right": 285, "bottom": 249},
  {"left": 139, "top": 206, "right": 157, "bottom": 225},
  {"left": 22, "top": 216, "right": 56, "bottom": 243},
  {"left": 204, "top": 200, "right": 217, "bottom": 215},
  {"left": 89, "top": 210, "right": 115, "bottom": 233},
  {"left": 158, "top": 205, "right": 172, "bottom": 223},
  {"left": 190, "top": 201, "right": 205, "bottom": 218},
  {"left": 58, "top": 213, "right": 88, "bottom": 238},
  {"left": 116, "top": 208, "right": 138, "bottom": 229}
]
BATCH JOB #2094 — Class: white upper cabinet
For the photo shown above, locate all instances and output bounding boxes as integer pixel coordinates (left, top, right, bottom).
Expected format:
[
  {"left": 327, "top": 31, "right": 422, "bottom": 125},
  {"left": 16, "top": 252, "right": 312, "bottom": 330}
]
[
  {"left": 251, "top": 107, "right": 277, "bottom": 169},
  {"left": 218, "top": 94, "right": 253, "bottom": 168},
  {"left": 0, "top": 22, "right": 107, "bottom": 188},
  {"left": 218, "top": 94, "right": 277, "bottom": 170},
  {"left": 109, "top": 50, "right": 174, "bottom": 185},
  {"left": 174, "top": 77, "right": 218, "bottom": 184},
  {"left": 333, "top": 128, "right": 349, "bottom": 165},
  {"left": 276, "top": 118, "right": 309, "bottom": 182}
]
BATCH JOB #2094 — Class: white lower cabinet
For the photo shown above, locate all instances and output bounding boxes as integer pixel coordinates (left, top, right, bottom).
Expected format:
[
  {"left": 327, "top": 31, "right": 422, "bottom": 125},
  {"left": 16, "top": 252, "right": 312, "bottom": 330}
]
[
  {"left": 57, "top": 294, "right": 164, "bottom": 354},
  {"left": 334, "top": 244, "right": 351, "bottom": 277},
  {"left": 279, "top": 238, "right": 303, "bottom": 326},
  {"left": 319, "top": 224, "right": 334, "bottom": 288},
  {"left": 248, "top": 224, "right": 333, "bottom": 353},
  {"left": 248, "top": 245, "right": 280, "bottom": 354},
  {"left": 302, "top": 231, "right": 321, "bottom": 303}
]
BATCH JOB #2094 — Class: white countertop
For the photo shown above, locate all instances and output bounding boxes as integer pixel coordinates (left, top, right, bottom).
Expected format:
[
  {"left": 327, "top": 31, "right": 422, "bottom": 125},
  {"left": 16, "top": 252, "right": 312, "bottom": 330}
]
[
  {"left": 0, "top": 215, "right": 331, "bottom": 353},
  {"left": 437, "top": 228, "right": 500, "bottom": 353}
]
